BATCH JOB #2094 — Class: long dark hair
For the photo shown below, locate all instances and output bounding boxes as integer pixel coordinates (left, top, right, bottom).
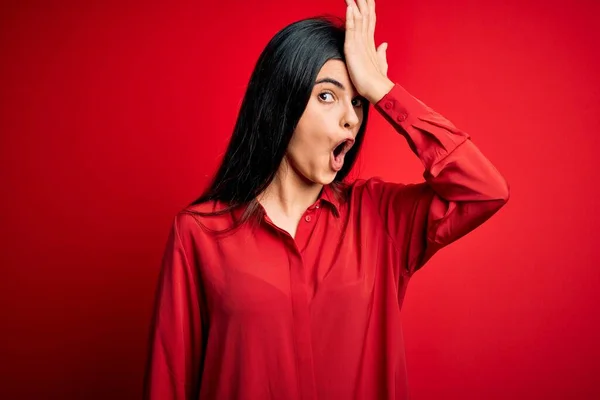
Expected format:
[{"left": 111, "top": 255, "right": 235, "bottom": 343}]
[{"left": 187, "top": 16, "right": 370, "bottom": 232}]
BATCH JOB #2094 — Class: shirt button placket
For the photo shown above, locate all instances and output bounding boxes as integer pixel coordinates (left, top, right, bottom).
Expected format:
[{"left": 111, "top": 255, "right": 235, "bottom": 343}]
[{"left": 288, "top": 247, "right": 317, "bottom": 399}]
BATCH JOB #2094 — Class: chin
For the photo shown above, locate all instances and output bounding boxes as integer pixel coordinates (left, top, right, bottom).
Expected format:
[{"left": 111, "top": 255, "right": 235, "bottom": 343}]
[
  {"left": 318, "top": 170, "right": 338, "bottom": 185},
  {"left": 301, "top": 171, "right": 333, "bottom": 186},
  {"left": 295, "top": 163, "right": 337, "bottom": 186}
]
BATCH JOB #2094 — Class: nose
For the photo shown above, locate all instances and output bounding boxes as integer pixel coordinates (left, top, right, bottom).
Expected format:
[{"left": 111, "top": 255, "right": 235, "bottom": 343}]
[{"left": 342, "top": 103, "right": 360, "bottom": 132}]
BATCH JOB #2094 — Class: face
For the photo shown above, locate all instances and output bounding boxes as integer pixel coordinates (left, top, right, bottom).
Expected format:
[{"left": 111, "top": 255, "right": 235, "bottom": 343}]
[{"left": 282, "top": 59, "right": 365, "bottom": 186}]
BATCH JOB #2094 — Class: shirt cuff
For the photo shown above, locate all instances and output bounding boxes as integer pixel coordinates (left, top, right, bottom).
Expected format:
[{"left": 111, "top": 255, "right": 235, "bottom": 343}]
[{"left": 374, "top": 83, "right": 471, "bottom": 170}]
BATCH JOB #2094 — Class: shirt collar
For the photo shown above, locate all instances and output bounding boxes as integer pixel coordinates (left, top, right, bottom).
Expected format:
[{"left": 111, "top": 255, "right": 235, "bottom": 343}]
[
  {"left": 318, "top": 183, "right": 342, "bottom": 217},
  {"left": 229, "top": 183, "right": 343, "bottom": 222}
]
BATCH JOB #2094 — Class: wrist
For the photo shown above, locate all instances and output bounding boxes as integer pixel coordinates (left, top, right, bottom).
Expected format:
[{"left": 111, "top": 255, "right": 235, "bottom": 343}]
[{"left": 365, "top": 77, "right": 394, "bottom": 104}]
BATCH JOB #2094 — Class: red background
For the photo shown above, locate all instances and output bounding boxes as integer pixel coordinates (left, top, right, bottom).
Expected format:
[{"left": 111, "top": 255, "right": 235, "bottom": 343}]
[{"left": 1, "top": 0, "right": 599, "bottom": 398}]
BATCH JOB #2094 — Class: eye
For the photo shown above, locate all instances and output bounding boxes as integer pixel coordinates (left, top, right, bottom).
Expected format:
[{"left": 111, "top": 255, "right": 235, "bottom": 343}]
[
  {"left": 318, "top": 91, "right": 335, "bottom": 103},
  {"left": 352, "top": 97, "right": 364, "bottom": 107}
]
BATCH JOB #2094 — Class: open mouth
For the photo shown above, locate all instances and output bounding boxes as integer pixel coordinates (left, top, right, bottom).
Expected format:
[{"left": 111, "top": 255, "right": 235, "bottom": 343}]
[
  {"left": 331, "top": 138, "right": 355, "bottom": 171},
  {"left": 333, "top": 138, "right": 354, "bottom": 158}
]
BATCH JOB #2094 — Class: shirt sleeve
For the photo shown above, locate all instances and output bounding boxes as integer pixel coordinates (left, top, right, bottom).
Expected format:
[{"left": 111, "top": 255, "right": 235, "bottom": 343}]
[
  {"left": 365, "top": 83, "right": 510, "bottom": 277},
  {"left": 143, "top": 213, "right": 205, "bottom": 400}
]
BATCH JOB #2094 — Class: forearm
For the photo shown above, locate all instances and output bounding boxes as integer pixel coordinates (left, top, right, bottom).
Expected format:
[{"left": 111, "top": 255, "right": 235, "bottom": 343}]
[{"left": 373, "top": 83, "right": 509, "bottom": 202}]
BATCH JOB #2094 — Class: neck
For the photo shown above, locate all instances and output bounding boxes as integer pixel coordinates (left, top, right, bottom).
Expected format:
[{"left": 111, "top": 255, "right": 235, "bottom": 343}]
[{"left": 258, "top": 159, "right": 323, "bottom": 218}]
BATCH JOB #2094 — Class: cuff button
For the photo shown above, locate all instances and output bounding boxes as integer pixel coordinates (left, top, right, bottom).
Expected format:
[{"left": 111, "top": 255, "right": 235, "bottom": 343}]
[
  {"left": 397, "top": 113, "right": 408, "bottom": 122},
  {"left": 384, "top": 101, "right": 393, "bottom": 109}
]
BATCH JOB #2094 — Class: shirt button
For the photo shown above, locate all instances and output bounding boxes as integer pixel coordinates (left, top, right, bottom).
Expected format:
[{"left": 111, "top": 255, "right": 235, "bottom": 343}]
[
  {"left": 315, "top": 205, "right": 320, "bottom": 209},
  {"left": 396, "top": 113, "right": 408, "bottom": 122},
  {"left": 384, "top": 101, "right": 393, "bottom": 109},
  {"left": 305, "top": 215, "right": 311, "bottom": 222}
]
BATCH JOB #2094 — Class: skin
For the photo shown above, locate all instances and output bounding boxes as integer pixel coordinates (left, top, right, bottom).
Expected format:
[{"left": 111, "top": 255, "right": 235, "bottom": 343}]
[{"left": 258, "top": 0, "right": 395, "bottom": 238}]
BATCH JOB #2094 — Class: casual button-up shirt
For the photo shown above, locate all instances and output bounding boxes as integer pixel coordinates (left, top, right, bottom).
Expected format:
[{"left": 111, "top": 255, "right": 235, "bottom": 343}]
[{"left": 143, "top": 83, "right": 510, "bottom": 399}]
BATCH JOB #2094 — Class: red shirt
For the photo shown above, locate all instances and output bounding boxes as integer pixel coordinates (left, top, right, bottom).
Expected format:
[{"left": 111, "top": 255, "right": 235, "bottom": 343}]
[{"left": 144, "top": 84, "right": 510, "bottom": 399}]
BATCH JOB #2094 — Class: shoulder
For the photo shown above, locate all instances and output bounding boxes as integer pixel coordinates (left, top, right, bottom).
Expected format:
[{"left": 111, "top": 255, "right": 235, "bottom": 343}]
[
  {"left": 171, "top": 200, "right": 238, "bottom": 238},
  {"left": 347, "top": 176, "right": 432, "bottom": 207},
  {"left": 348, "top": 176, "right": 408, "bottom": 197},
  {"left": 182, "top": 199, "right": 227, "bottom": 215}
]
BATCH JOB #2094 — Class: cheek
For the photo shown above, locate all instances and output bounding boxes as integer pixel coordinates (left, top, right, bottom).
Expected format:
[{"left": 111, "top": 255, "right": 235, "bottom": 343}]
[
  {"left": 298, "top": 108, "right": 327, "bottom": 133},
  {"left": 288, "top": 129, "right": 327, "bottom": 162},
  {"left": 286, "top": 131, "right": 331, "bottom": 174},
  {"left": 293, "top": 114, "right": 332, "bottom": 150}
]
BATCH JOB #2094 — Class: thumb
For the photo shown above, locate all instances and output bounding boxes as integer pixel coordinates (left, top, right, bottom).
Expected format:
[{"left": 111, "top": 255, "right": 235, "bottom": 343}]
[{"left": 376, "top": 42, "right": 389, "bottom": 76}]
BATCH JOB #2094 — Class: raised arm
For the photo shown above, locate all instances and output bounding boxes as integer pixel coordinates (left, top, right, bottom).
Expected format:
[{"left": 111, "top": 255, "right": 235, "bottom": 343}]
[{"left": 365, "top": 83, "right": 510, "bottom": 276}]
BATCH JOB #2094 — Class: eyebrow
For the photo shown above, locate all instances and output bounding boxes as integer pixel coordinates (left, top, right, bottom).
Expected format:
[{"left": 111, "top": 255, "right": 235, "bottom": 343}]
[{"left": 315, "top": 77, "right": 346, "bottom": 91}]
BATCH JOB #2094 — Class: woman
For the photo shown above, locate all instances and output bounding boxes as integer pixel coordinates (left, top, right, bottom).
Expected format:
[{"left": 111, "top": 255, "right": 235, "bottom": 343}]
[{"left": 143, "top": 0, "right": 510, "bottom": 399}]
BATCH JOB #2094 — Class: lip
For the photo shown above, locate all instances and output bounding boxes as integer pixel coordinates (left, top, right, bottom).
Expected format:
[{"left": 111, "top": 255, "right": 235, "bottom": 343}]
[
  {"left": 330, "top": 152, "right": 343, "bottom": 171},
  {"left": 333, "top": 137, "right": 355, "bottom": 151},
  {"left": 330, "top": 138, "right": 355, "bottom": 171}
]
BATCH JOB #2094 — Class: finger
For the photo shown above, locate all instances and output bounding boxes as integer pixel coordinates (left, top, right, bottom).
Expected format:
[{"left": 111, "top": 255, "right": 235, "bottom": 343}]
[
  {"left": 350, "top": 1, "right": 363, "bottom": 38},
  {"left": 345, "top": 3, "right": 354, "bottom": 32},
  {"left": 366, "top": 0, "right": 376, "bottom": 48},
  {"left": 356, "top": 0, "right": 369, "bottom": 37},
  {"left": 345, "top": 0, "right": 360, "bottom": 18}
]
